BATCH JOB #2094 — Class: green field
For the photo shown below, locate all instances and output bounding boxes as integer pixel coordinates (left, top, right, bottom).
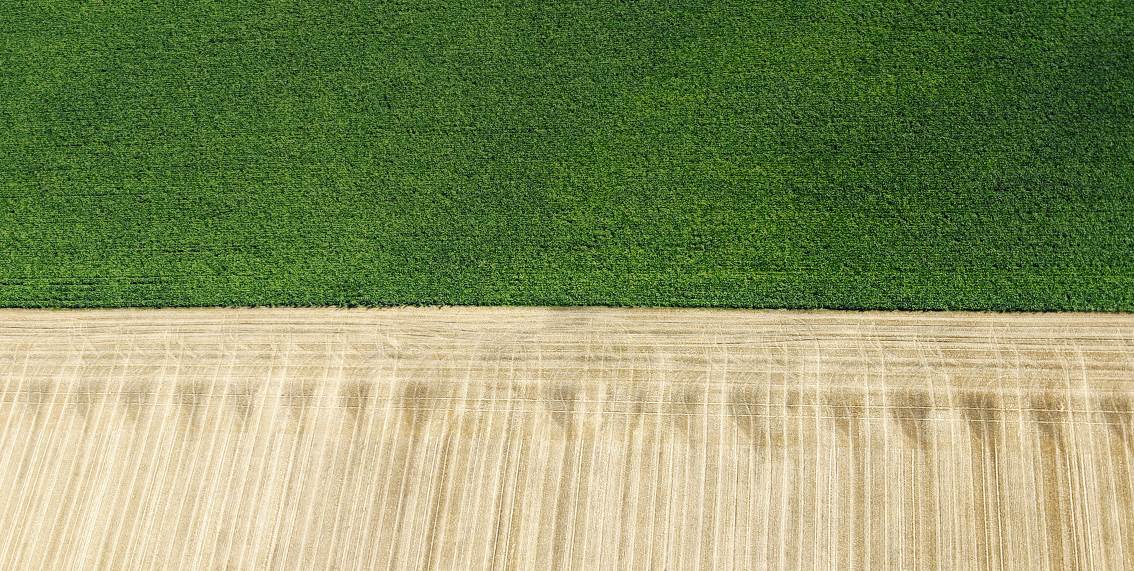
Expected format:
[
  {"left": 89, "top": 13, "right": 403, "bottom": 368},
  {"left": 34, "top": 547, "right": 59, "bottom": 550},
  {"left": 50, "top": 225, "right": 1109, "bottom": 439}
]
[{"left": 2, "top": 1, "right": 1132, "bottom": 310}]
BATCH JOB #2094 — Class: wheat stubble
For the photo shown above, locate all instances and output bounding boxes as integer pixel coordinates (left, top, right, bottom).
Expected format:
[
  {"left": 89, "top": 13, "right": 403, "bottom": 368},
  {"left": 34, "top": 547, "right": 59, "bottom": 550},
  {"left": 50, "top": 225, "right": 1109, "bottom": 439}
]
[{"left": 0, "top": 307, "right": 1132, "bottom": 569}]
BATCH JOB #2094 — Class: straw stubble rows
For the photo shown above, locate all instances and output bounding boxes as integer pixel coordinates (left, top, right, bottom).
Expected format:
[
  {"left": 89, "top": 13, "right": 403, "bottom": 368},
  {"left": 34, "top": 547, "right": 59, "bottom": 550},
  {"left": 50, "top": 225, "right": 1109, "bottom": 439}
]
[{"left": 0, "top": 307, "right": 1131, "bottom": 569}]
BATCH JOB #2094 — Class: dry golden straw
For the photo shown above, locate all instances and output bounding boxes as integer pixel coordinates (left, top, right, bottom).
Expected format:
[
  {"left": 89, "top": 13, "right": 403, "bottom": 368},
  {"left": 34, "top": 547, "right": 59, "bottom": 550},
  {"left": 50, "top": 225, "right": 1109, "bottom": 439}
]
[{"left": 0, "top": 308, "right": 1131, "bottom": 569}]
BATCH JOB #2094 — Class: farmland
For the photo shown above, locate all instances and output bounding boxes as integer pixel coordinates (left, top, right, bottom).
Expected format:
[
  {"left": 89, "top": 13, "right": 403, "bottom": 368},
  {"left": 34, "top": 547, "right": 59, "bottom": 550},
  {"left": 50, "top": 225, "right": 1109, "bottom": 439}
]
[
  {"left": 2, "top": 1, "right": 1133, "bottom": 309},
  {"left": 1, "top": 307, "right": 1132, "bottom": 568}
]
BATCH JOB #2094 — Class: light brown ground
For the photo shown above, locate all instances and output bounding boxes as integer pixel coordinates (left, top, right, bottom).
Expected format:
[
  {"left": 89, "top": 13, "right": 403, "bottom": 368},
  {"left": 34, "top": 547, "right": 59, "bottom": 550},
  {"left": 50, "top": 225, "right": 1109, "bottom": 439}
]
[{"left": 0, "top": 307, "right": 1132, "bottom": 569}]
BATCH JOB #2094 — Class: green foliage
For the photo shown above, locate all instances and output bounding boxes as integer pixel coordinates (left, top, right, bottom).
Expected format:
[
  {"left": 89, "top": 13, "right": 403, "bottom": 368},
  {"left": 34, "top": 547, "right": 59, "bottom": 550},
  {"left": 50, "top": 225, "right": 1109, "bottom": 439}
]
[{"left": 2, "top": 1, "right": 1132, "bottom": 310}]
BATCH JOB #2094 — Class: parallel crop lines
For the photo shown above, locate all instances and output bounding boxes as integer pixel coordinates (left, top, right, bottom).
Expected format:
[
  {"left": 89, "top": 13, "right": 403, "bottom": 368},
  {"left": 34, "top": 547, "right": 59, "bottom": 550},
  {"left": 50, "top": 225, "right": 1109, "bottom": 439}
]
[{"left": 0, "top": 307, "right": 1131, "bottom": 569}]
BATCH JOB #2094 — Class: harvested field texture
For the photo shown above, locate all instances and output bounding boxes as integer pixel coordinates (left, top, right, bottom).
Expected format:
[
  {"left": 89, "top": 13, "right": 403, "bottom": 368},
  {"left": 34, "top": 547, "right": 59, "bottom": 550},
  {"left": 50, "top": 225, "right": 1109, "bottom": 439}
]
[
  {"left": 2, "top": 2, "right": 1134, "bottom": 310},
  {"left": 0, "top": 307, "right": 1132, "bottom": 569}
]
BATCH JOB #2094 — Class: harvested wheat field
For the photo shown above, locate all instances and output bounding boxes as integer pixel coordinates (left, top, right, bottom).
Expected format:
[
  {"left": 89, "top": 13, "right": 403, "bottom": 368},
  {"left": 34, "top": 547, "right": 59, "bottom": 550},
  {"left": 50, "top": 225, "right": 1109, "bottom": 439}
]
[{"left": 0, "top": 307, "right": 1132, "bottom": 569}]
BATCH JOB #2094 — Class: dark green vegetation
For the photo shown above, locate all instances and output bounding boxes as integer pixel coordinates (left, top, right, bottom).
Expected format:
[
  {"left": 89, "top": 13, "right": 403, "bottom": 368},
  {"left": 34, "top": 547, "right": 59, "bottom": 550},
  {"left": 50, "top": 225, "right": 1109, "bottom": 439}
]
[{"left": 2, "top": 1, "right": 1132, "bottom": 309}]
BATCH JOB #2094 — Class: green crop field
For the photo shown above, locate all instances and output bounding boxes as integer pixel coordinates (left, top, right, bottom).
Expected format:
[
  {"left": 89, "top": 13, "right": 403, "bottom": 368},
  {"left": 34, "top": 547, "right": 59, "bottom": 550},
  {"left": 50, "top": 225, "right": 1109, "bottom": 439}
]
[{"left": 2, "top": 1, "right": 1132, "bottom": 310}]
